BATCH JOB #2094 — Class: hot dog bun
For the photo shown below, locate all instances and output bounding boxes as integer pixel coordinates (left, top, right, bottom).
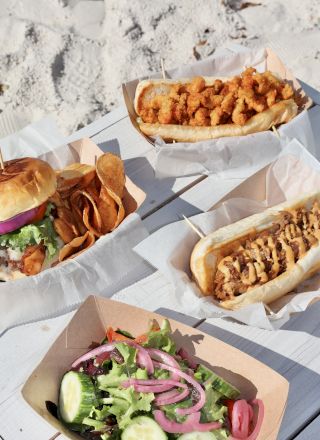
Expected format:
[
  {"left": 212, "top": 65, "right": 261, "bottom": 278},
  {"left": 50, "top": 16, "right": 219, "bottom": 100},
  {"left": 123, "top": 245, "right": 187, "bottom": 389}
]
[
  {"left": 134, "top": 75, "right": 298, "bottom": 142},
  {"left": 190, "top": 193, "right": 320, "bottom": 310}
]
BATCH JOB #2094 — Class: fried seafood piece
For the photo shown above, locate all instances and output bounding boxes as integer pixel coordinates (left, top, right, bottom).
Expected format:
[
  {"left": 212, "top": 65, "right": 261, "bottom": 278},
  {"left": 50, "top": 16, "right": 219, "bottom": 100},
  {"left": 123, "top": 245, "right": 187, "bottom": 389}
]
[
  {"left": 221, "top": 92, "right": 237, "bottom": 115},
  {"left": 281, "top": 83, "right": 294, "bottom": 100},
  {"left": 210, "top": 106, "right": 225, "bottom": 126},
  {"left": 266, "top": 89, "right": 277, "bottom": 107},
  {"left": 232, "top": 97, "right": 248, "bottom": 126},
  {"left": 186, "top": 76, "right": 206, "bottom": 94},
  {"left": 157, "top": 96, "right": 175, "bottom": 124},
  {"left": 187, "top": 93, "right": 202, "bottom": 116},
  {"left": 237, "top": 88, "right": 267, "bottom": 113},
  {"left": 200, "top": 88, "right": 224, "bottom": 109},
  {"left": 192, "top": 107, "right": 210, "bottom": 126},
  {"left": 21, "top": 244, "right": 46, "bottom": 276},
  {"left": 139, "top": 108, "right": 158, "bottom": 123}
]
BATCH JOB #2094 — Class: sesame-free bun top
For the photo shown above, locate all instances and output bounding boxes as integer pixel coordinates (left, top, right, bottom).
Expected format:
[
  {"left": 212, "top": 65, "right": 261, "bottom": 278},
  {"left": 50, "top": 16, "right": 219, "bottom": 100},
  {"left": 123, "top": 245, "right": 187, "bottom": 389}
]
[{"left": 0, "top": 157, "right": 57, "bottom": 222}]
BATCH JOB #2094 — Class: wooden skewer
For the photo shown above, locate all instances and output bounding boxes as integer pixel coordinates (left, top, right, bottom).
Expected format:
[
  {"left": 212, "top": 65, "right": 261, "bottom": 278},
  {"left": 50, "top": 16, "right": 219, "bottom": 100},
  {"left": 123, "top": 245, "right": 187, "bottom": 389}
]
[
  {"left": 264, "top": 303, "right": 275, "bottom": 316},
  {"left": 182, "top": 215, "right": 205, "bottom": 238},
  {"left": 0, "top": 148, "right": 4, "bottom": 170},
  {"left": 272, "top": 125, "right": 280, "bottom": 138},
  {"left": 160, "top": 58, "right": 166, "bottom": 80}
]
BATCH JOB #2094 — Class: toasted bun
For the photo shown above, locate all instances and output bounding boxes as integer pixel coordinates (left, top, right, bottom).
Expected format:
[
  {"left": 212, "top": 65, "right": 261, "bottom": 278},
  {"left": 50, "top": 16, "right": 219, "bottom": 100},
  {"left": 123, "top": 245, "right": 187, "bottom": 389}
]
[
  {"left": 190, "top": 192, "right": 320, "bottom": 310},
  {"left": 138, "top": 99, "right": 298, "bottom": 142},
  {"left": 0, "top": 157, "right": 57, "bottom": 221},
  {"left": 134, "top": 76, "right": 298, "bottom": 142}
]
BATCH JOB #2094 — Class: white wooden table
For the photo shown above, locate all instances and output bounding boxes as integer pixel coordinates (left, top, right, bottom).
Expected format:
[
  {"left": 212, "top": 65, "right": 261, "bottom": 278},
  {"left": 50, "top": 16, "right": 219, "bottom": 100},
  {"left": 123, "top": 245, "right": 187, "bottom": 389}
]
[{"left": 1, "top": 47, "right": 320, "bottom": 439}]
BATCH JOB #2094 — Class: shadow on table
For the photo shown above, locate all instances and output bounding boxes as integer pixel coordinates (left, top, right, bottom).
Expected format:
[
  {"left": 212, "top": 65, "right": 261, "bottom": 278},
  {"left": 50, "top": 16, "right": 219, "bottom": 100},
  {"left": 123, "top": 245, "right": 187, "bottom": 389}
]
[
  {"left": 97, "top": 138, "right": 121, "bottom": 155},
  {"left": 281, "top": 301, "right": 320, "bottom": 338},
  {"left": 97, "top": 138, "right": 204, "bottom": 231},
  {"left": 198, "top": 321, "right": 320, "bottom": 440}
]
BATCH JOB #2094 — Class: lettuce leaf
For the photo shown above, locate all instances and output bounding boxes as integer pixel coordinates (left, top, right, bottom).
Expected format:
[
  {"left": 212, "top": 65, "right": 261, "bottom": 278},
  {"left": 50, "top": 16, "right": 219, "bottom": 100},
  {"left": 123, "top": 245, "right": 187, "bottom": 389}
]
[
  {"left": 115, "top": 343, "right": 137, "bottom": 370},
  {"left": 201, "top": 388, "right": 227, "bottom": 422},
  {"left": 97, "top": 361, "right": 128, "bottom": 389},
  {"left": 143, "top": 319, "right": 176, "bottom": 354},
  {"left": 0, "top": 216, "right": 59, "bottom": 258}
]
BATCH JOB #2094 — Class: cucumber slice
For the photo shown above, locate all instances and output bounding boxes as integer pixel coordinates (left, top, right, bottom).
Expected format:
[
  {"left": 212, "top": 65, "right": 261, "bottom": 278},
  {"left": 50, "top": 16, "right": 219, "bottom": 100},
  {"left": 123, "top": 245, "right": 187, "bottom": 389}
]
[
  {"left": 196, "top": 365, "right": 240, "bottom": 400},
  {"left": 121, "top": 416, "right": 167, "bottom": 440},
  {"left": 210, "top": 373, "right": 239, "bottom": 400},
  {"left": 59, "top": 371, "right": 96, "bottom": 424},
  {"left": 178, "top": 433, "right": 217, "bottom": 440}
]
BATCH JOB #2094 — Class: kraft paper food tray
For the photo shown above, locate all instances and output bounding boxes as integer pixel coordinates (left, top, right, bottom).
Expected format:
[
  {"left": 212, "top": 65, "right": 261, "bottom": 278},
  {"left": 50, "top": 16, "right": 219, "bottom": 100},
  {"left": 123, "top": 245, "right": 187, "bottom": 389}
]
[
  {"left": 67, "top": 137, "right": 146, "bottom": 213},
  {"left": 0, "top": 138, "right": 147, "bottom": 333},
  {"left": 122, "top": 47, "right": 313, "bottom": 145},
  {"left": 22, "top": 296, "right": 289, "bottom": 440}
]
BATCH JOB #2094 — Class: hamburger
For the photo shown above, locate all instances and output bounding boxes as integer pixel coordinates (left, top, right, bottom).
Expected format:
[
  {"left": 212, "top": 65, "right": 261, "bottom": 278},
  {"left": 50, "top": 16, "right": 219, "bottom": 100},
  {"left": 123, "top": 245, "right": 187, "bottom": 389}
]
[{"left": 0, "top": 157, "right": 63, "bottom": 281}]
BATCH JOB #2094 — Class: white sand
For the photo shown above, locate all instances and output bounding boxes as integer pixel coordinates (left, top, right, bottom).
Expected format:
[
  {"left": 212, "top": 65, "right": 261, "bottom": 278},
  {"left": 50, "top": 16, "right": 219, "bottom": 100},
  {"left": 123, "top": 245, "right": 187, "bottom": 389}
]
[{"left": 0, "top": 0, "right": 319, "bottom": 134}]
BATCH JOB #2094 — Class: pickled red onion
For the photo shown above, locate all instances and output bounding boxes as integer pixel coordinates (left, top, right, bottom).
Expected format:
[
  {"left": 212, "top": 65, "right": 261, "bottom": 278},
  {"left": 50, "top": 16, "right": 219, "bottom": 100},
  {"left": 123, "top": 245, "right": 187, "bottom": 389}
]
[
  {"left": 177, "top": 347, "right": 198, "bottom": 370},
  {"left": 147, "top": 348, "right": 180, "bottom": 381},
  {"left": 155, "top": 388, "right": 190, "bottom": 406},
  {"left": 71, "top": 343, "right": 115, "bottom": 368},
  {"left": 71, "top": 340, "right": 153, "bottom": 374},
  {"left": 121, "top": 378, "right": 187, "bottom": 393},
  {"left": 152, "top": 360, "right": 206, "bottom": 415},
  {"left": 125, "top": 341, "right": 154, "bottom": 374}
]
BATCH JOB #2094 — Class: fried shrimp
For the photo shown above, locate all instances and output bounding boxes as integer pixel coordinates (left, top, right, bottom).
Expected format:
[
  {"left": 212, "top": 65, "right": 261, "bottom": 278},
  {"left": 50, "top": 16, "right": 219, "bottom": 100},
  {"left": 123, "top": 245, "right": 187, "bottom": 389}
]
[
  {"left": 158, "top": 97, "right": 175, "bottom": 124},
  {"left": 187, "top": 76, "right": 206, "bottom": 94},
  {"left": 232, "top": 98, "right": 248, "bottom": 126},
  {"left": 187, "top": 93, "right": 202, "bottom": 116},
  {"left": 138, "top": 67, "right": 298, "bottom": 129},
  {"left": 194, "top": 107, "right": 210, "bottom": 126},
  {"left": 210, "top": 106, "right": 224, "bottom": 126}
]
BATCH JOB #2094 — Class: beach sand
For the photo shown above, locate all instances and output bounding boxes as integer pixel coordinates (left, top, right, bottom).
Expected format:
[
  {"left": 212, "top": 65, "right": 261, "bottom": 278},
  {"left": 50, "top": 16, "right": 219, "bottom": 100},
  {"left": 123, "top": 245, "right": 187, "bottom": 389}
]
[{"left": 0, "top": 0, "right": 319, "bottom": 134}]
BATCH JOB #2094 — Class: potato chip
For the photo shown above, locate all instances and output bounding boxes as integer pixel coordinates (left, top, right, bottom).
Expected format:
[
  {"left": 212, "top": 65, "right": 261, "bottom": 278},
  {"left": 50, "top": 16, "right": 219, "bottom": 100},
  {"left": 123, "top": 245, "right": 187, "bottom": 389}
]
[
  {"left": 54, "top": 218, "right": 77, "bottom": 244},
  {"left": 57, "top": 207, "right": 79, "bottom": 236},
  {"left": 59, "top": 231, "right": 95, "bottom": 262},
  {"left": 96, "top": 153, "right": 125, "bottom": 199},
  {"left": 57, "top": 163, "right": 96, "bottom": 192},
  {"left": 102, "top": 187, "right": 125, "bottom": 230},
  {"left": 71, "top": 190, "right": 103, "bottom": 237},
  {"left": 49, "top": 191, "right": 65, "bottom": 208},
  {"left": 98, "top": 187, "right": 118, "bottom": 233}
]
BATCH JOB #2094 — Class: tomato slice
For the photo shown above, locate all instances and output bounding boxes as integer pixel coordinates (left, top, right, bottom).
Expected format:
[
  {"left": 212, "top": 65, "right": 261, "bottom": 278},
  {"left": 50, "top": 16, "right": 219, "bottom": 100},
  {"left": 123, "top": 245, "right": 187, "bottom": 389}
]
[
  {"left": 106, "top": 327, "right": 133, "bottom": 342},
  {"left": 28, "top": 203, "right": 47, "bottom": 224},
  {"left": 225, "top": 399, "right": 235, "bottom": 422}
]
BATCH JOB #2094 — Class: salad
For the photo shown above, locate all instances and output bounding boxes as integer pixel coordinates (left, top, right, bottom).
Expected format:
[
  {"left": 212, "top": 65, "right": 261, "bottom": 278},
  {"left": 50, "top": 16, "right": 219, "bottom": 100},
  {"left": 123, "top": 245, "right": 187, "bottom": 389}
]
[{"left": 58, "top": 319, "right": 264, "bottom": 440}]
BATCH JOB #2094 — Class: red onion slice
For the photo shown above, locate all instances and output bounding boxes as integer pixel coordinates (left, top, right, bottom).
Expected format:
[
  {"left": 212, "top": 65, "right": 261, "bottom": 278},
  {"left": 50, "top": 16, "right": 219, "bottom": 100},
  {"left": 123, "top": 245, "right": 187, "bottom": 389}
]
[
  {"left": 177, "top": 348, "right": 198, "bottom": 370},
  {"left": 71, "top": 340, "right": 153, "bottom": 374},
  {"left": 153, "top": 360, "right": 206, "bottom": 415},
  {"left": 71, "top": 343, "right": 115, "bottom": 368},
  {"left": 0, "top": 206, "right": 39, "bottom": 235},
  {"left": 121, "top": 379, "right": 187, "bottom": 393},
  {"left": 147, "top": 348, "right": 181, "bottom": 381},
  {"left": 155, "top": 388, "right": 190, "bottom": 406},
  {"left": 154, "top": 410, "right": 221, "bottom": 433},
  {"left": 126, "top": 341, "right": 154, "bottom": 374}
]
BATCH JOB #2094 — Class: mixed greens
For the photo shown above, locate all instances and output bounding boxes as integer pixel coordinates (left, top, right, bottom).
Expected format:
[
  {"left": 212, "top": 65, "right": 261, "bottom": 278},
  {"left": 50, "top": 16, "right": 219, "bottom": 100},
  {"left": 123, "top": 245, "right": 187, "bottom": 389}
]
[
  {"left": 58, "top": 320, "right": 264, "bottom": 440},
  {"left": 0, "top": 203, "right": 59, "bottom": 258}
]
